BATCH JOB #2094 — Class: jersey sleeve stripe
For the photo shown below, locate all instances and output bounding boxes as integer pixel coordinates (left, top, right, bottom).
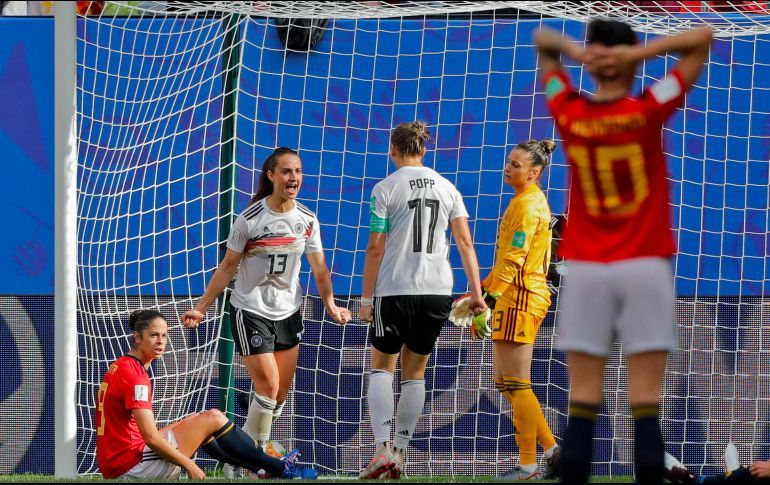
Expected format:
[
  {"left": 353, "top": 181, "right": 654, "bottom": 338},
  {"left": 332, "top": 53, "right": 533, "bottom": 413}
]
[
  {"left": 295, "top": 203, "right": 315, "bottom": 218},
  {"left": 243, "top": 201, "right": 265, "bottom": 220}
]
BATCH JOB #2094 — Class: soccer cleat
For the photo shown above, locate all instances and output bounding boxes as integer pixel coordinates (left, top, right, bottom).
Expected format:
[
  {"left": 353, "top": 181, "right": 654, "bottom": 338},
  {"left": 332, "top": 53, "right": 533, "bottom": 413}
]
[
  {"left": 664, "top": 452, "right": 696, "bottom": 483},
  {"left": 379, "top": 448, "right": 404, "bottom": 480},
  {"left": 498, "top": 465, "right": 541, "bottom": 480},
  {"left": 253, "top": 440, "right": 288, "bottom": 477},
  {"left": 222, "top": 462, "right": 241, "bottom": 479},
  {"left": 280, "top": 448, "right": 319, "bottom": 480},
  {"left": 359, "top": 444, "right": 396, "bottom": 479},
  {"left": 543, "top": 445, "right": 561, "bottom": 479},
  {"left": 725, "top": 443, "right": 740, "bottom": 474}
]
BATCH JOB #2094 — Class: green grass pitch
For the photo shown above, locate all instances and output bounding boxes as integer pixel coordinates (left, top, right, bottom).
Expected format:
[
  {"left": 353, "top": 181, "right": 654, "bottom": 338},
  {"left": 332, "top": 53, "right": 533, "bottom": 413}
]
[{"left": 0, "top": 474, "right": 634, "bottom": 483}]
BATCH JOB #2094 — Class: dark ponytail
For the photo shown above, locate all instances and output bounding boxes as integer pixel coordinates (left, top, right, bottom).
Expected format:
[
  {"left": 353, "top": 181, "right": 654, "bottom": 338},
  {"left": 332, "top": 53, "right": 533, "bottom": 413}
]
[
  {"left": 250, "top": 147, "right": 299, "bottom": 205},
  {"left": 129, "top": 309, "right": 165, "bottom": 336}
]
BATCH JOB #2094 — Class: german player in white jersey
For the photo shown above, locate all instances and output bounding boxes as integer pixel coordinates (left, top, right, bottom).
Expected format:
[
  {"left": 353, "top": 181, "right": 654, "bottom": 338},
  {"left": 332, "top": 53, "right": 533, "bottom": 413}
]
[
  {"left": 182, "top": 147, "right": 351, "bottom": 464},
  {"left": 358, "top": 121, "right": 487, "bottom": 479}
]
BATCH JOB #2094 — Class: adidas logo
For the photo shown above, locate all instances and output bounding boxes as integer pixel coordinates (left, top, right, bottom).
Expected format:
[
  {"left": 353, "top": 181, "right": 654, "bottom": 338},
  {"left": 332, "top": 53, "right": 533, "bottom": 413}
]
[
  {"left": 383, "top": 419, "right": 392, "bottom": 427},
  {"left": 397, "top": 429, "right": 410, "bottom": 437},
  {"left": 517, "top": 330, "right": 525, "bottom": 337}
]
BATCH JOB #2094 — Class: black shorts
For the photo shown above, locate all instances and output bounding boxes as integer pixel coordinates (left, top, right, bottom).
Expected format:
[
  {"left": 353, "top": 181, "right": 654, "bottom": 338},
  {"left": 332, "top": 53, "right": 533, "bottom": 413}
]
[
  {"left": 231, "top": 306, "right": 304, "bottom": 355},
  {"left": 369, "top": 295, "right": 452, "bottom": 355}
]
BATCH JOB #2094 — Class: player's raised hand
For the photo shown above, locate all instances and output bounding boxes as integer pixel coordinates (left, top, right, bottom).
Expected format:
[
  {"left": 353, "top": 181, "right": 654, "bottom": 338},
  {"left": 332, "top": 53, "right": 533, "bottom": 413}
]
[
  {"left": 182, "top": 309, "right": 204, "bottom": 328},
  {"left": 584, "top": 43, "right": 638, "bottom": 79}
]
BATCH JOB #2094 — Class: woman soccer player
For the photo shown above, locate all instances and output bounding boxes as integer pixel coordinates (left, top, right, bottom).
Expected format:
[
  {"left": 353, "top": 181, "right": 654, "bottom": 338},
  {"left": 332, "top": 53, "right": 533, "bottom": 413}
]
[
  {"left": 358, "top": 121, "right": 487, "bottom": 479},
  {"left": 182, "top": 147, "right": 351, "bottom": 453},
  {"left": 534, "top": 20, "right": 712, "bottom": 485},
  {"left": 475, "top": 139, "right": 560, "bottom": 480},
  {"left": 95, "top": 309, "right": 312, "bottom": 480}
]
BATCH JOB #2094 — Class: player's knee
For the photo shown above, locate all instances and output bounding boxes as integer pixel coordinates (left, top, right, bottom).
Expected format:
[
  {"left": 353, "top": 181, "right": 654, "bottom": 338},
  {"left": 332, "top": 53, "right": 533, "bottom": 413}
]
[
  {"left": 204, "top": 408, "right": 228, "bottom": 427},
  {"left": 258, "top": 382, "right": 280, "bottom": 400}
]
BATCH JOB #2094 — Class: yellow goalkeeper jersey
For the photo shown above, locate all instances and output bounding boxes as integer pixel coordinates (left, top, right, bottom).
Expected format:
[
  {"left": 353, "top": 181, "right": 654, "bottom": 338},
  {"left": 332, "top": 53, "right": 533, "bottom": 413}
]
[{"left": 483, "top": 184, "right": 552, "bottom": 319}]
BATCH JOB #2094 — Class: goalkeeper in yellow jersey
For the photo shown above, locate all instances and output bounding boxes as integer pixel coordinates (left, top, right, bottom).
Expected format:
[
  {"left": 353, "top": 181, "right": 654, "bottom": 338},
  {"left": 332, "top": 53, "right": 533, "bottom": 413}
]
[{"left": 479, "top": 139, "right": 560, "bottom": 480}]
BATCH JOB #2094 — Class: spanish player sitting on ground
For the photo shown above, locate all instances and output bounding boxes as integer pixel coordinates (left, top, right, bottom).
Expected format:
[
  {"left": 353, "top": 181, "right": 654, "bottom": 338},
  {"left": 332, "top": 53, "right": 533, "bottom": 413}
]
[{"left": 95, "top": 309, "right": 315, "bottom": 480}]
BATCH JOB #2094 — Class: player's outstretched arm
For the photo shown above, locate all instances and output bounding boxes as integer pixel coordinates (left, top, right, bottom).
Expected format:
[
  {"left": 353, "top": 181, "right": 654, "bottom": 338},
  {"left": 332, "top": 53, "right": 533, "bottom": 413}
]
[
  {"left": 534, "top": 27, "right": 585, "bottom": 77},
  {"left": 307, "top": 251, "right": 352, "bottom": 324},
  {"left": 449, "top": 216, "right": 486, "bottom": 314},
  {"left": 359, "top": 232, "right": 386, "bottom": 322},
  {"left": 182, "top": 248, "right": 241, "bottom": 328}
]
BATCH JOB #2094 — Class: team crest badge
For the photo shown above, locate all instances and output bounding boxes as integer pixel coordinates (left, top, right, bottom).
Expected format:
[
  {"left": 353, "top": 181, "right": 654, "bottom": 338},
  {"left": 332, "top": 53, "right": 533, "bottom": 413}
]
[
  {"left": 251, "top": 334, "right": 263, "bottom": 348},
  {"left": 294, "top": 222, "right": 304, "bottom": 235}
]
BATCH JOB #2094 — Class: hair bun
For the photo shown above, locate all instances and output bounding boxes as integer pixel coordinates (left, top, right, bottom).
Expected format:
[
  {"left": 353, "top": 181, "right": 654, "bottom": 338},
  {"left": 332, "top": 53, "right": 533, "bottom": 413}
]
[
  {"left": 411, "top": 121, "right": 432, "bottom": 142},
  {"left": 540, "top": 139, "right": 557, "bottom": 156}
]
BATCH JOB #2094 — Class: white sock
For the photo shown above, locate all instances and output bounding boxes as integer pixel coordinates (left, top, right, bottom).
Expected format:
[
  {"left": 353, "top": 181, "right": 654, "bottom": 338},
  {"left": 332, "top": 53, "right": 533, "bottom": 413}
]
[
  {"left": 520, "top": 462, "right": 538, "bottom": 473},
  {"left": 367, "top": 369, "right": 394, "bottom": 446},
  {"left": 544, "top": 443, "right": 558, "bottom": 458},
  {"left": 243, "top": 392, "right": 276, "bottom": 444},
  {"left": 393, "top": 379, "right": 425, "bottom": 451},
  {"left": 273, "top": 401, "right": 285, "bottom": 422}
]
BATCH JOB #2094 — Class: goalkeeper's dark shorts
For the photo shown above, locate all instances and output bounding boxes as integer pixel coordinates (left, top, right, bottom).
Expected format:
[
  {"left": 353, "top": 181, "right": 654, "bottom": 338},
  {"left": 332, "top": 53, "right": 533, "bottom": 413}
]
[{"left": 369, "top": 295, "right": 452, "bottom": 355}]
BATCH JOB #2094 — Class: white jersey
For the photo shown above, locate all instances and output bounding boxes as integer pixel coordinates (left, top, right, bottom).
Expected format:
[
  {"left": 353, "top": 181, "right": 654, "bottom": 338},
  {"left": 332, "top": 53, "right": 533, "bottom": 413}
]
[
  {"left": 370, "top": 165, "right": 469, "bottom": 297},
  {"left": 226, "top": 198, "right": 323, "bottom": 320}
]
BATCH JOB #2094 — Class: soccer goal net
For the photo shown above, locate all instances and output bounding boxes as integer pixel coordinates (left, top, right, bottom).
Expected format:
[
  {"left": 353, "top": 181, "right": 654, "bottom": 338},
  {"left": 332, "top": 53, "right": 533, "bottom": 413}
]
[{"left": 74, "top": 1, "right": 770, "bottom": 478}]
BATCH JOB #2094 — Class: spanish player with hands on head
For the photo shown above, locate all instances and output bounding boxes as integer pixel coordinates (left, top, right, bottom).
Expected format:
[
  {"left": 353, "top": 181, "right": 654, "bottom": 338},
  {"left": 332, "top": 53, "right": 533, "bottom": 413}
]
[
  {"left": 182, "top": 147, "right": 351, "bottom": 473},
  {"left": 358, "top": 121, "right": 487, "bottom": 479},
  {"left": 464, "top": 139, "right": 561, "bottom": 481},
  {"left": 535, "top": 20, "right": 712, "bottom": 485},
  {"left": 95, "top": 309, "right": 311, "bottom": 480}
]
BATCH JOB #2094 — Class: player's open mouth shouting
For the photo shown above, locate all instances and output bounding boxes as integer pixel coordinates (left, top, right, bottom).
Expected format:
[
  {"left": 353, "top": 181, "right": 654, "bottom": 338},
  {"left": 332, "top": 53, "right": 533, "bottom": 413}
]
[{"left": 285, "top": 181, "right": 299, "bottom": 197}]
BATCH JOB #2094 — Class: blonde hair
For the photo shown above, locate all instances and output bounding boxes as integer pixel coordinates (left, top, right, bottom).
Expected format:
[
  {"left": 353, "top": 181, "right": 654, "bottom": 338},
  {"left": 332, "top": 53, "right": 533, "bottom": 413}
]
[{"left": 390, "top": 121, "right": 433, "bottom": 156}]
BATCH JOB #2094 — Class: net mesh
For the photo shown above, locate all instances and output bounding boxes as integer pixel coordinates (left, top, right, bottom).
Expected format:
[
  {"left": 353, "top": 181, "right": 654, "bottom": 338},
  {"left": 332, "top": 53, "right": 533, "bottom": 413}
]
[{"left": 75, "top": 1, "right": 770, "bottom": 477}]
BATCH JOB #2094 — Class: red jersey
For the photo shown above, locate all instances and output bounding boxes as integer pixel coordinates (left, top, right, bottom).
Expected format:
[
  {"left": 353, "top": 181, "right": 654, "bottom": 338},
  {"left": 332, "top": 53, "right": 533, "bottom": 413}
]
[
  {"left": 543, "top": 68, "right": 687, "bottom": 262},
  {"left": 95, "top": 355, "right": 153, "bottom": 478}
]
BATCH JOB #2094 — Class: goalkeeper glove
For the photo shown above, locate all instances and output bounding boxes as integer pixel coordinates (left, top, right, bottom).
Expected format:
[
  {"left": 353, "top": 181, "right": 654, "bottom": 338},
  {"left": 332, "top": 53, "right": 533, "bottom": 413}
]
[
  {"left": 449, "top": 292, "right": 473, "bottom": 328},
  {"left": 482, "top": 286, "right": 500, "bottom": 310},
  {"left": 470, "top": 308, "right": 491, "bottom": 340},
  {"left": 468, "top": 285, "right": 499, "bottom": 339}
]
